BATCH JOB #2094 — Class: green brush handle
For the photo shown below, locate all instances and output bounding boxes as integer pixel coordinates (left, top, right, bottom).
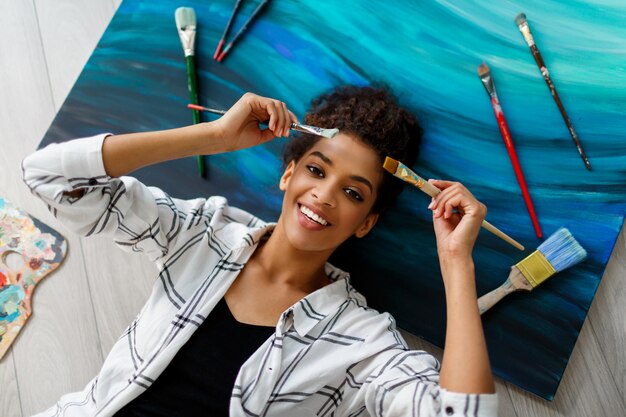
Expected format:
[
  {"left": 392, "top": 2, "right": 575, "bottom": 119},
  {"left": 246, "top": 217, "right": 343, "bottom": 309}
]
[{"left": 185, "top": 55, "right": 205, "bottom": 177}]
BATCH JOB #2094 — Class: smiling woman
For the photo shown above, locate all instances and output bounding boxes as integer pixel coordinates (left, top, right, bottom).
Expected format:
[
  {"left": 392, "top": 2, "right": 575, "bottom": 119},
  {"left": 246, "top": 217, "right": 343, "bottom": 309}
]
[{"left": 22, "top": 85, "right": 497, "bottom": 416}]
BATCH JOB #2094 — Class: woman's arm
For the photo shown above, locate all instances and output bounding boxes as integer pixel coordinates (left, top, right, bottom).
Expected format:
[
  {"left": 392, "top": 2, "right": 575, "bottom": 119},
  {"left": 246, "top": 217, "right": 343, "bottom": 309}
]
[
  {"left": 102, "top": 93, "right": 296, "bottom": 177},
  {"left": 428, "top": 180, "right": 495, "bottom": 394},
  {"left": 23, "top": 92, "right": 296, "bottom": 262}
]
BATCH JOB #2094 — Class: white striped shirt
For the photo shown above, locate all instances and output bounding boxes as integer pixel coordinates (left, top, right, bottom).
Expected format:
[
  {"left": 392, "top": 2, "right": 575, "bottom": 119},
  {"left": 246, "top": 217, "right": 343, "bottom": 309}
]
[{"left": 22, "top": 134, "right": 497, "bottom": 417}]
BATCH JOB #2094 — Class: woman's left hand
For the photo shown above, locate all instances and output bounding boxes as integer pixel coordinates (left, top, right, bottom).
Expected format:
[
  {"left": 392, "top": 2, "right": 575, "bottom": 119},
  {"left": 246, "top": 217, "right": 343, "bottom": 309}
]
[{"left": 428, "top": 180, "right": 486, "bottom": 261}]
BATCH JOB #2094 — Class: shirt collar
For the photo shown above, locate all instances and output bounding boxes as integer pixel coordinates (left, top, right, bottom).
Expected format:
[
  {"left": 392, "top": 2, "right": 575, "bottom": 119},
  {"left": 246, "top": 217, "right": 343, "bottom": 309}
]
[
  {"left": 289, "top": 265, "right": 352, "bottom": 337},
  {"left": 240, "top": 224, "right": 356, "bottom": 338}
]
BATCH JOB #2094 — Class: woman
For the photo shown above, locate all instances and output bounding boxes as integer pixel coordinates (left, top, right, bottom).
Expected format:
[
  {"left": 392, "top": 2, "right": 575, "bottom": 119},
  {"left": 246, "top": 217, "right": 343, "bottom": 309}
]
[{"left": 23, "top": 86, "right": 497, "bottom": 416}]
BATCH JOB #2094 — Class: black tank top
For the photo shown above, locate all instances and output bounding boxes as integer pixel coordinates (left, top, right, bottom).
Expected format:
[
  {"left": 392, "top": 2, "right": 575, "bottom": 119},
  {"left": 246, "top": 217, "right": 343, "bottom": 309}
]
[{"left": 114, "top": 297, "right": 275, "bottom": 416}]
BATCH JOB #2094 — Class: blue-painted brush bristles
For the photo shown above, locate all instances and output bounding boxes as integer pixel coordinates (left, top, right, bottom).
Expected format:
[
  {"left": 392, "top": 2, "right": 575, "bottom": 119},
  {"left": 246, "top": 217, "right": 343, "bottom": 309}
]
[{"left": 538, "top": 228, "right": 588, "bottom": 272}]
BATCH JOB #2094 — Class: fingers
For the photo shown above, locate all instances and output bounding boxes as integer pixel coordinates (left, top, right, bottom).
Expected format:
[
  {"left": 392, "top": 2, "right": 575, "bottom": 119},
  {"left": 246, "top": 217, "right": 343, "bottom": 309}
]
[
  {"left": 266, "top": 99, "right": 295, "bottom": 137},
  {"left": 431, "top": 186, "right": 463, "bottom": 219},
  {"left": 238, "top": 93, "right": 296, "bottom": 138},
  {"left": 428, "top": 179, "right": 456, "bottom": 190},
  {"left": 427, "top": 180, "right": 485, "bottom": 220},
  {"left": 289, "top": 110, "right": 299, "bottom": 125}
]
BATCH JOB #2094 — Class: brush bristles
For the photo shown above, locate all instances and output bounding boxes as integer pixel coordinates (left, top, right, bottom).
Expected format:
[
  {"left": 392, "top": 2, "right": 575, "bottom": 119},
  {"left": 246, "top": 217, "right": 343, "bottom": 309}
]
[
  {"left": 538, "top": 228, "right": 587, "bottom": 272},
  {"left": 382, "top": 157, "right": 400, "bottom": 174},
  {"left": 175, "top": 7, "right": 197, "bottom": 29},
  {"left": 514, "top": 13, "right": 527, "bottom": 26},
  {"left": 477, "top": 62, "right": 491, "bottom": 77},
  {"left": 321, "top": 128, "right": 340, "bottom": 139}
]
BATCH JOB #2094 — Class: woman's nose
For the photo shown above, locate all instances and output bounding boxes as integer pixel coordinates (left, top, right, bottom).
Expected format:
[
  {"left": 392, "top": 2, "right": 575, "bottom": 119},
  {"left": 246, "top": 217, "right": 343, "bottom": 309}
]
[{"left": 311, "top": 183, "right": 337, "bottom": 207}]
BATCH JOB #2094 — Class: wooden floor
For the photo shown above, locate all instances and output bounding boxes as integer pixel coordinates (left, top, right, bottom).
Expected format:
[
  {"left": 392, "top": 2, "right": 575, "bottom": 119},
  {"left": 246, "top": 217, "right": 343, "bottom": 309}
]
[{"left": 1, "top": 1, "right": 624, "bottom": 416}]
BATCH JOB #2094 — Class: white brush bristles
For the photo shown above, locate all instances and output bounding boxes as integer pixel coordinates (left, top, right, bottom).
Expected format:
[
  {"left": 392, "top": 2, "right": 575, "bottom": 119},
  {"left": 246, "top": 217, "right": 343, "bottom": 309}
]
[
  {"left": 175, "top": 7, "right": 197, "bottom": 57},
  {"left": 537, "top": 228, "right": 587, "bottom": 273}
]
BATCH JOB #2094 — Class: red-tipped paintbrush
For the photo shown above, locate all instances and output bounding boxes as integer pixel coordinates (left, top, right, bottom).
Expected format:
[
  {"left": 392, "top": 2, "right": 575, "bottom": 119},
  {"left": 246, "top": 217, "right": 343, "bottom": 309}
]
[
  {"left": 214, "top": 0, "right": 243, "bottom": 60},
  {"left": 216, "top": 0, "right": 270, "bottom": 62},
  {"left": 477, "top": 62, "right": 543, "bottom": 239}
]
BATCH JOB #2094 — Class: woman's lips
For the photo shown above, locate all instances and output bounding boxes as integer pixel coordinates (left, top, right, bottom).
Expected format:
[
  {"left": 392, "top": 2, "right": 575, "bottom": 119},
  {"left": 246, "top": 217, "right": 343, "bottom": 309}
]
[{"left": 297, "top": 203, "right": 330, "bottom": 231}]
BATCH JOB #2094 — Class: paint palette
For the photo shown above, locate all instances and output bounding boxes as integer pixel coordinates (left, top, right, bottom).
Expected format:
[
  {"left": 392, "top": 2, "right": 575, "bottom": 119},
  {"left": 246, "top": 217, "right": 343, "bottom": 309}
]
[{"left": 0, "top": 197, "right": 67, "bottom": 360}]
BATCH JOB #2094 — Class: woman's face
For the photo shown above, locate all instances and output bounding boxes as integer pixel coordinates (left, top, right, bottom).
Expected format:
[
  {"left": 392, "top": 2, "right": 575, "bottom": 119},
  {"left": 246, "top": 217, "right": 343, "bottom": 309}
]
[{"left": 278, "top": 133, "right": 383, "bottom": 253}]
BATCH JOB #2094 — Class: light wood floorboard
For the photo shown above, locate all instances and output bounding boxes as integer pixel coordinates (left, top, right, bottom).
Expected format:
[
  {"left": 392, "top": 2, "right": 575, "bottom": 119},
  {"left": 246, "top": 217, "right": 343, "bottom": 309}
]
[
  {"left": 1, "top": 1, "right": 623, "bottom": 416},
  {"left": 588, "top": 226, "right": 626, "bottom": 407},
  {"left": 34, "top": 0, "right": 120, "bottom": 108}
]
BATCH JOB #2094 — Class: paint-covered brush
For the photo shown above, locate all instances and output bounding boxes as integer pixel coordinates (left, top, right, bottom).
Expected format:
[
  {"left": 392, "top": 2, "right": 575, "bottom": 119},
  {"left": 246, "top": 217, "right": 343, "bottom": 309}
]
[
  {"left": 382, "top": 156, "right": 525, "bottom": 251},
  {"left": 515, "top": 13, "right": 591, "bottom": 171},
  {"left": 187, "top": 104, "right": 340, "bottom": 139},
  {"left": 478, "top": 62, "right": 542, "bottom": 239},
  {"left": 478, "top": 228, "right": 587, "bottom": 314},
  {"left": 175, "top": 7, "right": 205, "bottom": 177}
]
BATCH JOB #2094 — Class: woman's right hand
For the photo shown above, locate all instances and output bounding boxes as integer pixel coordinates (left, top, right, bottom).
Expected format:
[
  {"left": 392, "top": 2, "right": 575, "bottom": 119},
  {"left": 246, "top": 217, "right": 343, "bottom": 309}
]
[
  {"left": 428, "top": 180, "right": 486, "bottom": 263},
  {"left": 213, "top": 92, "right": 298, "bottom": 152}
]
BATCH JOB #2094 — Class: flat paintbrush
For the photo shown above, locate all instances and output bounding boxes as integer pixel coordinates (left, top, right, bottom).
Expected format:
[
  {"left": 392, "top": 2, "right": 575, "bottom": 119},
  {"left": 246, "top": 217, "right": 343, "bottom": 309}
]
[
  {"left": 187, "top": 104, "right": 339, "bottom": 139},
  {"left": 478, "top": 228, "right": 587, "bottom": 314},
  {"left": 382, "top": 156, "right": 525, "bottom": 251},
  {"left": 175, "top": 7, "right": 206, "bottom": 177}
]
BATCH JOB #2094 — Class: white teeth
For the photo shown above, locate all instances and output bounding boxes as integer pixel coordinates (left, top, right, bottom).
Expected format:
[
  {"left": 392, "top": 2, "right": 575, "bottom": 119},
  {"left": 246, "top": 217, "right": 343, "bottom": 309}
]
[{"left": 299, "top": 205, "right": 328, "bottom": 226}]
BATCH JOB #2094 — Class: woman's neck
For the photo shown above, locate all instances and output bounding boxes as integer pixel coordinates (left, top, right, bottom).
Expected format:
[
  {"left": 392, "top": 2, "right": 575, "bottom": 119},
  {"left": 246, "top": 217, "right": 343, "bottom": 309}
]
[{"left": 253, "top": 220, "right": 332, "bottom": 294}]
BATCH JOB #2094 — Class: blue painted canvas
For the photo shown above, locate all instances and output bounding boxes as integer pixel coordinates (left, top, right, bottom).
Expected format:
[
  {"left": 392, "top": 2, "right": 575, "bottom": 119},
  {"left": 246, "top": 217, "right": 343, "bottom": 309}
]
[{"left": 39, "top": 0, "right": 626, "bottom": 400}]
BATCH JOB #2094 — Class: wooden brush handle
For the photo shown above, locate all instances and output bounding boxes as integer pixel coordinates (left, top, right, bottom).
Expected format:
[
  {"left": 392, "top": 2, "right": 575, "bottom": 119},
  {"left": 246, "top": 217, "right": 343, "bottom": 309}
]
[
  {"left": 478, "top": 278, "right": 516, "bottom": 314},
  {"left": 478, "top": 266, "right": 533, "bottom": 314},
  {"left": 481, "top": 220, "right": 525, "bottom": 250},
  {"left": 421, "top": 179, "right": 525, "bottom": 251}
]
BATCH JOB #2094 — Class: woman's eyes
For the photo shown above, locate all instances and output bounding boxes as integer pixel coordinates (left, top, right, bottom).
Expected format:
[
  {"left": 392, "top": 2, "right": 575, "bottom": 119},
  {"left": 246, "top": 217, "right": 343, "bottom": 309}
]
[
  {"left": 305, "top": 165, "right": 364, "bottom": 202},
  {"left": 344, "top": 189, "right": 364, "bottom": 201},
  {"left": 306, "top": 165, "right": 324, "bottom": 177}
]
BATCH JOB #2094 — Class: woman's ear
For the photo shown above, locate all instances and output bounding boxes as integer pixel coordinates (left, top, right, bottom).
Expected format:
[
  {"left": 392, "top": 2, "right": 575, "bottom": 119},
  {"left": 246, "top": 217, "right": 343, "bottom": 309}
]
[
  {"left": 355, "top": 212, "right": 379, "bottom": 238},
  {"left": 279, "top": 160, "right": 296, "bottom": 191}
]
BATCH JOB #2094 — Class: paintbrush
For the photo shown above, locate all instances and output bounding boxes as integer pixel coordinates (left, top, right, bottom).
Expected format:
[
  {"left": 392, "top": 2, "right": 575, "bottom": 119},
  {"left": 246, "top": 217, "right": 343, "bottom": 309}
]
[
  {"left": 175, "top": 7, "right": 206, "bottom": 177},
  {"left": 187, "top": 103, "right": 340, "bottom": 139},
  {"left": 478, "top": 62, "right": 542, "bottom": 239},
  {"left": 214, "top": 0, "right": 243, "bottom": 60},
  {"left": 478, "top": 228, "right": 587, "bottom": 314},
  {"left": 217, "top": 0, "right": 271, "bottom": 62},
  {"left": 382, "top": 157, "right": 525, "bottom": 251},
  {"left": 515, "top": 13, "right": 591, "bottom": 171}
]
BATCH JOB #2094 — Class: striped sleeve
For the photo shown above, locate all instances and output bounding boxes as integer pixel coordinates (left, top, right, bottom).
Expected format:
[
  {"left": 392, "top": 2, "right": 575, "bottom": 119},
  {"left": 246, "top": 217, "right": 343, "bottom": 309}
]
[
  {"left": 22, "top": 134, "right": 215, "bottom": 264},
  {"left": 357, "top": 347, "right": 497, "bottom": 417}
]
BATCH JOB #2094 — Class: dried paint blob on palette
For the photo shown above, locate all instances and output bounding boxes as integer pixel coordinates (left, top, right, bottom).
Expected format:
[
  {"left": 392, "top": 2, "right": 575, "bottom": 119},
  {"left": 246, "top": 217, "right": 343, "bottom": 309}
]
[{"left": 0, "top": 197, "right": 67, "bottom": 360}]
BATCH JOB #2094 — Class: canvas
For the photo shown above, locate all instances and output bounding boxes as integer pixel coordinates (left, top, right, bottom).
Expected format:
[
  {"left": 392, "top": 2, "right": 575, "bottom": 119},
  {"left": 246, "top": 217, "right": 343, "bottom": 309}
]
[{"left": 39, "top": 0, "right": 626, "bottom": 400}]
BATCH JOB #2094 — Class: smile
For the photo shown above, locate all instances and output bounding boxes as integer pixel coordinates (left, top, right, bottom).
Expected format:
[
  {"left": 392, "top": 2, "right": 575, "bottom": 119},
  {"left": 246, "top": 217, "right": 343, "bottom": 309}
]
[{"left": 299, "top": 204, "right": 329, "bottom": 226}]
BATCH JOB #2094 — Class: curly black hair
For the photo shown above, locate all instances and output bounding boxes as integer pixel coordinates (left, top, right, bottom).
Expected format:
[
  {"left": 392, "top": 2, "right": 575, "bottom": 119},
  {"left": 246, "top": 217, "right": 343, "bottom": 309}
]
[{"left": 282, "top": 85, "right": 423, "bottom": 213}]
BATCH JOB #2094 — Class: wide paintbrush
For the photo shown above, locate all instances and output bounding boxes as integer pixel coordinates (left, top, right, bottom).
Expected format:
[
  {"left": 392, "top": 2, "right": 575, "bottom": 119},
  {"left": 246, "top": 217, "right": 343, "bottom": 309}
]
[{"left": 478, "top": 228, "right": 587, "bottom": 314}]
